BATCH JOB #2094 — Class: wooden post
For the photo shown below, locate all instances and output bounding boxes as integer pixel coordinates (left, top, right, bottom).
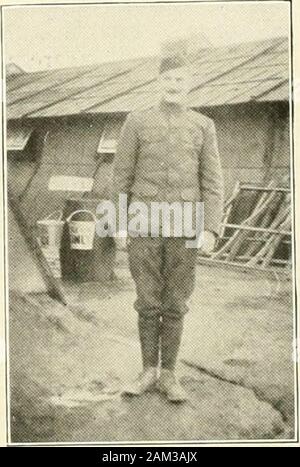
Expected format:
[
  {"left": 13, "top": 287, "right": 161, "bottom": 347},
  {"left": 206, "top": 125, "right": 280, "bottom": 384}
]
[
  {"left": 219, "top": 181, "right": 240, "bottom": 239},
  {"left": 213, "top": 185, "right": 280, "bottom": 261},
  {"left": 8, "top": 186, "right": 67, "bottom": 305}
]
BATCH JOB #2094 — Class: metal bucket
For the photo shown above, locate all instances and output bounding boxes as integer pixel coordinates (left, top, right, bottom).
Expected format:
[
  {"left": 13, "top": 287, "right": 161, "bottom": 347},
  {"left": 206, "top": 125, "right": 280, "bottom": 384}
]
[
  {"left": 67, "top": 210, "right": 96, "bottom": 250},
  {"left": 37, "top": 210, "right": 64, "bottom": 249}
]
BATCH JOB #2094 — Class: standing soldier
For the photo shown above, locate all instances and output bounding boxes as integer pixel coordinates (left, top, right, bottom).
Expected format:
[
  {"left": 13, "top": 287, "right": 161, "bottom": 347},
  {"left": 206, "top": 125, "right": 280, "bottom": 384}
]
[{"left": 112, "top": 49, "right": 224, "bottom": 402}]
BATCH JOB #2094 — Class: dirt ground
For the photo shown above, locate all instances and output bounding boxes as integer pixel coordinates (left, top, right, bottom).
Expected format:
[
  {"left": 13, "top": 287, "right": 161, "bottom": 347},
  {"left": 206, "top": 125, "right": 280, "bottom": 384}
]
[{"left": 8, "top": 259, "right": 296, "bottom": 443}]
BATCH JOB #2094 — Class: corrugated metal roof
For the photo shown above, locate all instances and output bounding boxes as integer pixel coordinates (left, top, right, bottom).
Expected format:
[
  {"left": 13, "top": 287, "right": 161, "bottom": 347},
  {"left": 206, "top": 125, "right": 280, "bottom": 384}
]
[
  {"left": 7, "top": 59, "right": 147, "bottom": 119},
  {"left": 27, "top": 59, "right": 159, "bottom": 118},
  {"left": 7, "top": 36, "right": 289, "bottom": 120},
  {"left": 7, "top": 69, "right": 57, "bottom": 92},
  {"left": 8, "top": 66, "right": 97, "bottom": 104},
  {"left": 6, "top": 63, "right": 25, "bottom": 77},
  {"left": 257, "top": 80, "right": 289, "bottom": 102}
]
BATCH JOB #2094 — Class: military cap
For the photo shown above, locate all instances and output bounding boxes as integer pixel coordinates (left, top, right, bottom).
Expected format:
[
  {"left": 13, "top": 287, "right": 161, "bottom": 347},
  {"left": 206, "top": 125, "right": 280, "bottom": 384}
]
[{"left": 159, "top": 37, "right": 189, "bottom": 74}]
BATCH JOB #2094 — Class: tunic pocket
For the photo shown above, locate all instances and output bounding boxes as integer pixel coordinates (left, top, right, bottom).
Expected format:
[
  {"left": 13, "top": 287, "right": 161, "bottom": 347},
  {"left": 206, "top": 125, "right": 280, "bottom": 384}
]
[
  {"left": 139, "top": 127, "right": 167, "bottom": 143},
  {"left": 180, "top": 188, "right": 199, "bottom": 201},
  {"left": 132, "top": 182, "right": 159, "bottom": 198},
  {"left": 181, "top": 126, "right": 203, "bottom": 150}
]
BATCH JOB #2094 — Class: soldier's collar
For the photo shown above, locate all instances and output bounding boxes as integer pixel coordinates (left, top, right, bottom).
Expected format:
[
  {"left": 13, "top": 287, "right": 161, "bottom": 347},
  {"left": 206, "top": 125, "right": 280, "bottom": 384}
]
[{"left": 158, "top": 100, "right": 187, "bottom": 114}]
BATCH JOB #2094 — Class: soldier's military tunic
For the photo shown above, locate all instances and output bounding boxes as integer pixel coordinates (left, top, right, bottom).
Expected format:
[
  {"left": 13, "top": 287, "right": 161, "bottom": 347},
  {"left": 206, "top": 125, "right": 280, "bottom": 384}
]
[{"left": 112, "top": 101, "right": 224, "bottom": 319}]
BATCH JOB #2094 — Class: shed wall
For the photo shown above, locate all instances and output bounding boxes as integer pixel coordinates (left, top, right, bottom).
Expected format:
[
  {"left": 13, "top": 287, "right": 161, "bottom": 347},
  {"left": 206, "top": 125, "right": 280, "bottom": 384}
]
[
  {"left": 7, "top": 102, "right": 290, "bottom": 227},
  {"left": 203, "top": 102, "right": 290, "bottom": 197},
  {"left": 9, "top": 116, "right": 108, "bottom": 227}
]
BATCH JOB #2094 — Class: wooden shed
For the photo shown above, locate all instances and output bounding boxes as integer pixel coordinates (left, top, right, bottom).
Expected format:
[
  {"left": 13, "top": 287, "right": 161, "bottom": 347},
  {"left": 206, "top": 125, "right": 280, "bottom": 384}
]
[{"left": 6, "top": 36, "right": 290, "bottom": 279}]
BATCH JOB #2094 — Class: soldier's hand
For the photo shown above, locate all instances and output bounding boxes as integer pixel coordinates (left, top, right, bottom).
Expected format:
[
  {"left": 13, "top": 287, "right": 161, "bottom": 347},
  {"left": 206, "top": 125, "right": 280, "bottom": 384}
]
[{"left": 198, "top": 231, "right": 216, "bottom": 256}]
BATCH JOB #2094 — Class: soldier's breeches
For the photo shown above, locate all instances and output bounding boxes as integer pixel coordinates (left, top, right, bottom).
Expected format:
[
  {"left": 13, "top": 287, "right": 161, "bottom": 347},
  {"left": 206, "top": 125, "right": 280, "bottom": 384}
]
[
  {"left": 128, "top": 237, "right": 198, "bottom": 318},
  {"left": 128, "top": 237, "right": 197, "bottom": 369}
]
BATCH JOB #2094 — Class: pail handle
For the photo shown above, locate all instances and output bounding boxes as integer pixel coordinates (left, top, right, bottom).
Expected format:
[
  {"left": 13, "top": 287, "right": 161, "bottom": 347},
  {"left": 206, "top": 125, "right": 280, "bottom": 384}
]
[
  {"left": 67, "top": 209, "right": 96, "bottom": 223},
  {"left": 44, "top": 210, "right": 64, "bottom": 221}
]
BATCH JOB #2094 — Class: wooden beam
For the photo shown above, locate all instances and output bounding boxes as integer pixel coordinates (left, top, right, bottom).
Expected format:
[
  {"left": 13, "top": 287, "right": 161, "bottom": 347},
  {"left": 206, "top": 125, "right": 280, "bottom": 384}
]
[
  {"left": 243, "top": 191, "right": 286, "bottom": 257},
  {"left": 218, "top": 253, "right": 289, "bottom": 265},
  {"left": 197, "top": 256, "right": 291, "bottom": 275},
  {"left": 213, "top": 180, "right": 278, "bottom": 260},
  {"left": 261, "top": 214, "right": 291, "bottom": 267},
  {"left": 224, "top": 181, "right": 240, "bottom": 209},
  {"left": 239, "top": 185, "right": 290, "bottom": 193},
  {"left": 7, "top": 188, "right": 68, "bottom": 305},
  {"left": 220, "top": 182, "right": 240, "bottom": 238},
  {"left": 221, "top": 236, "right": 291, "bottom": 244},
  {"left": 221, "top": 223, "right": 291, "bottom": 236}
]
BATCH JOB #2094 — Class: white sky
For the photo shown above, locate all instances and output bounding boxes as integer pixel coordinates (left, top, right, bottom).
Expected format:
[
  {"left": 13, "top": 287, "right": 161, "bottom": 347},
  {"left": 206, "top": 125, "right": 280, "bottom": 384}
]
[{"left": 3, "top": 1, "right": 290, "bottom": 72}]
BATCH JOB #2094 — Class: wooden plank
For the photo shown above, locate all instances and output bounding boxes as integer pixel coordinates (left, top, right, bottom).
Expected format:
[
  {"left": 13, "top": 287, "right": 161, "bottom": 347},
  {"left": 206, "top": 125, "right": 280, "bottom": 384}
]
[
  {"left": 222, "top": 236, "right": 291, "bottom": 245},
  {"left": 8, "top": 186, "right": 67, "bottom": 305},
  {"left": 218, "top": 252, "right": 289, "bottom": 265},
  {"left": 215, "top": 185, "right": 280, "bottom": 261},
  {"left": 214, "top": 178, "right": 288, "bottom": 262},
  {"left": 243, "top": 207, "right": 274, "bottom": 256},
  {"left": 222, "top": 223, "right": 291, "bottom": 236},
  {"left": 261, "top": 214, "right": 291, "bottom": 267},
  {"left": 243, "top": 191, "right": 286, "bottom": 257},
  {"left": 224, "top": 181, "right": 240, "bottom": 209},
  {"left": 239, "top": 185, "right": 290, "bottom": 193},
  {"left": 197, "top": 256, "right": 291, "bottom": 276},
  {"left": 247, "top": 210, "right": 291, "bottom": 267},
  {"left": 246, "top": 193, "right": 291, "bottom": 265},
  {"left": 213, "top": 172, "right": 291, "bottom": 264},
  {"left": 220, "top": 181, "right": 240, "bottom": 239}
]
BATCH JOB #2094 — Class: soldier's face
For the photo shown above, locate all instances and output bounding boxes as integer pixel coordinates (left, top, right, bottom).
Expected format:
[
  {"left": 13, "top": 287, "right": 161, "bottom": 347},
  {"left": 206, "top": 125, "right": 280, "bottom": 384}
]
[{"left": 159, "top": 67, "right": 190, "bottom": 105}]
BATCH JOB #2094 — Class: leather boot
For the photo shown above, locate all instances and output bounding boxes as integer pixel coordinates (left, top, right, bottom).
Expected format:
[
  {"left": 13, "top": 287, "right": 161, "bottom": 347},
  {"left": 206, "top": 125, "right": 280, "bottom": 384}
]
[
  {"left": 123, "top": 367, "right": 157, "bottom": 396},
  {"left": 123, "top": 314, "right": 160, "bottom": 396},
  {"left": 160, "top": 314, "right": 184, "bottom": 371},
  {"left": 138, "top": 314, "right": 161, "bottom": 369},
  {"left": 158, "top": 315, "right": 187, "bottom": 402},
  {"left": 157, "top": 369, "right": 187, "bottom": 402}
]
